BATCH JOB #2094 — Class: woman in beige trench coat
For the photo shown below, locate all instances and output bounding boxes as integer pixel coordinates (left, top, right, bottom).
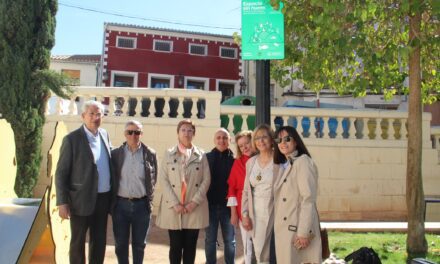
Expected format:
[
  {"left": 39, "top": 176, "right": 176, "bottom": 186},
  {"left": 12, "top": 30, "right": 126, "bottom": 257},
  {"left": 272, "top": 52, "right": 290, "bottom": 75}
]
[
  {"left": 156, "top": 119, "right": 211, "bottom": 264},
  {"left": 273, "top": 126, "right": 322, "bottom": 264}
]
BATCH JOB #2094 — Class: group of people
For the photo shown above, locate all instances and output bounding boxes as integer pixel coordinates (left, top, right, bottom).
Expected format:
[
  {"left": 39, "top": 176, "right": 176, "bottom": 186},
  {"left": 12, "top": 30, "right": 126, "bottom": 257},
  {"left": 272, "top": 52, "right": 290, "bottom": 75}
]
[{"left": 56, "top": 100, "right": 322, "bottom": 264}]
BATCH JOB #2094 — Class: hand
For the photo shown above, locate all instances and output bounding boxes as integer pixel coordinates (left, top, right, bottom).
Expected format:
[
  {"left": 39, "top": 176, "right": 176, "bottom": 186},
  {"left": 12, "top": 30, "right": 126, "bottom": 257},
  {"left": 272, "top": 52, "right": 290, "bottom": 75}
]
[
  {"left": 293, "top": 236, "right": 311, "bottom": 250},
  {"left": 58, "top": 204, "right": 70, "bottom": 219},
  {"left": 230, "top": 209, "right": 239, "bottom": 227},
  {"left": 173, "top": 204, "right": 185, "bottom": 214},
  {"left": 184, "top": 201, "right": 197, "bottom": 214},
  {"left": 242, "top": 216, "right": 253, "bottom": 231}
]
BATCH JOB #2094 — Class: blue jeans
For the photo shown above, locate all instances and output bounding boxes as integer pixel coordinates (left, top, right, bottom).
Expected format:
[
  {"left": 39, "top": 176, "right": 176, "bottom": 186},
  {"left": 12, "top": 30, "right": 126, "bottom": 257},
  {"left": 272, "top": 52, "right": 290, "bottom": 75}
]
[
  {"left": 112, "top": 197, "right": 151, "bottom": 264},
  {"left": 205, "top": 204, "right": 236, "bottom": 264}
]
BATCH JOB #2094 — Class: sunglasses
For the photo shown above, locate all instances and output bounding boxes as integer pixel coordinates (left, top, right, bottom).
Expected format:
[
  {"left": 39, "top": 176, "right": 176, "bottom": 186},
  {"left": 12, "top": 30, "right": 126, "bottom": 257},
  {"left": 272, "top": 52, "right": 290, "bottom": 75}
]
[
  {"left": 274, "top": 136, "right": 294, "bottom": 144},
  {"left": 126, "top": 130, "right": 142, "bottom": 136}
]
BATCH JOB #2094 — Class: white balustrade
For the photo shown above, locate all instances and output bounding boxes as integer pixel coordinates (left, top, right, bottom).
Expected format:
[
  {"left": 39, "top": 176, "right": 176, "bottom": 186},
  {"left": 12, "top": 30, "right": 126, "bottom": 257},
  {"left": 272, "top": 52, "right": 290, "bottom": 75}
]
[{"left": 44, "top": 86, "right": 437, "bottom": 148}]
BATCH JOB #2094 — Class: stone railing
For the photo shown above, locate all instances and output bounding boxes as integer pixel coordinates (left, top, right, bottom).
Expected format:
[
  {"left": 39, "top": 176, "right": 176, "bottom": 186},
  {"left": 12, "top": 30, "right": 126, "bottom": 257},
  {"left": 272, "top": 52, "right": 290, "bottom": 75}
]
[
  {"left": 47, "top": 86, "right": 435, "bottom": 149},
  {"left": 46, "top": 87, "right": 222, "bottom": 126}
]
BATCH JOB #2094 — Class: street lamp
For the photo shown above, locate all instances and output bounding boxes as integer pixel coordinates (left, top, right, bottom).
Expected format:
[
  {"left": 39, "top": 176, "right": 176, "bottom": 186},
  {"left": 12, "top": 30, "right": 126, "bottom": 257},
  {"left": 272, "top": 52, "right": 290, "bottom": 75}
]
[{"left": 239, "top": 76, "right": 247, "bottom": 94}]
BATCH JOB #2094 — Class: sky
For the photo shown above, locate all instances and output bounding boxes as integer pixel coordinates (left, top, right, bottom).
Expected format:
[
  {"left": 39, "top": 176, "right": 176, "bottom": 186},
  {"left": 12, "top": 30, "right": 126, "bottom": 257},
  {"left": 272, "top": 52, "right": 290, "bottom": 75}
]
[{"left": 52, "top": 0, "right": 242, "bottom": 55}]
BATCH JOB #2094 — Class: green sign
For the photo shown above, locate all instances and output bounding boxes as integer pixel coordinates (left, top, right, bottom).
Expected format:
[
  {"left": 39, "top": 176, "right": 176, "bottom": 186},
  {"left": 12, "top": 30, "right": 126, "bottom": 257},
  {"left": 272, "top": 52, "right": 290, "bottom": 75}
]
[{"left": 241, "top": 0, "right": 284, "bottom": 60}]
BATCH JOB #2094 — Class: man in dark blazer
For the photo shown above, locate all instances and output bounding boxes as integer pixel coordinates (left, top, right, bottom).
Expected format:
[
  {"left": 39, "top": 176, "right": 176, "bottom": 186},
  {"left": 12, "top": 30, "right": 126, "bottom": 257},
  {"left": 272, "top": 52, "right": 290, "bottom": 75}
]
[
  {"left": 111, "top": 120, "right": 157, "bottom": 264},
  {"left": 56, "top": 100, "right": 113, "bottom": 264}
]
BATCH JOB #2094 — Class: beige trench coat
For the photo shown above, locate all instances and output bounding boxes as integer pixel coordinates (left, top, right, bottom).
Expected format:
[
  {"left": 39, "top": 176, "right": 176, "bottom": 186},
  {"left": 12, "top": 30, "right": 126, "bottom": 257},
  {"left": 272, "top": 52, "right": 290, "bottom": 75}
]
[
  {"left": 273, "top": 154, "right": 322, "bottom": 264},
  {"left": 241, "top": 155, "right": 279, "bottom": 263},
  {"left": 155, "top": 145, "right": 211, "bottom": 230}
]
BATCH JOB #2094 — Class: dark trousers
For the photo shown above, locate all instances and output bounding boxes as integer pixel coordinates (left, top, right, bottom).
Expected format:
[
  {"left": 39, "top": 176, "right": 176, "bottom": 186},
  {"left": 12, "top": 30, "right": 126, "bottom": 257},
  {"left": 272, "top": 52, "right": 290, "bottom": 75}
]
[
  {"left": 112, "top": 197, "right": 151, "bottom": 264},
  {"left": 168, "top": 229, "right": 200, "bottom": 264},
  {"left": 69, "top": 192, "right": 111, "bottom": 264}
]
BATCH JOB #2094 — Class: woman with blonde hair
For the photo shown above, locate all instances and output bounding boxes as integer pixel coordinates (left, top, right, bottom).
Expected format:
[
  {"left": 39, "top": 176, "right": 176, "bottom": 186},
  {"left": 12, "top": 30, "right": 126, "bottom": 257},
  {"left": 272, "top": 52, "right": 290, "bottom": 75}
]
[
  {"left": 241, "top": 124, "right": 279, "bottom": 263},
  {"left": 227, "top": 130, "right": 256, "bottom": 264}
]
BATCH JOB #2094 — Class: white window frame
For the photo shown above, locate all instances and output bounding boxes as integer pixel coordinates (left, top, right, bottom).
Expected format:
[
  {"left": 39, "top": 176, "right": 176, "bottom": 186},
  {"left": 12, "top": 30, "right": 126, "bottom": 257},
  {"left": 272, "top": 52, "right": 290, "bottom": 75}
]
[
  {"left": 111, "top": 70, "right": 138, "bottom": 87},
  {"left": 153, "top": 39, "right": 173, "bottom": 52},
  {"left": 148, "top": 73, "right": 175, "bottom": 88},
  {"left": 216, "top": 79, "right": 240, "bottom": 100},
  {"left": 116, "top": 36, "right": 137, "bottom": 49},
  {"left": 188, "top": 43, "right": 208, "bottom": 56},
  {"left": 184, "top": 76, "right": 210, "bottom": 91},
  {"left": 219, "top": 46, "right": 237, "bottom": 59}
]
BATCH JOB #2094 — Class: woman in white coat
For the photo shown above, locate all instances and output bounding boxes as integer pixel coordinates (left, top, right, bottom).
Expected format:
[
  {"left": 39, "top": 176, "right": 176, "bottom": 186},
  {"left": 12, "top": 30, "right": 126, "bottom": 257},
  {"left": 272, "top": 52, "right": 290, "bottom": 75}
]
[
  {"left": 156, "top": 119, "right": 211, "bottom": 264},
  {"left": 273, "top": 126, "right": 322, "bottom": 264},
  {"left": 241, "top": 124, "right": 279, "bottom": 264}
]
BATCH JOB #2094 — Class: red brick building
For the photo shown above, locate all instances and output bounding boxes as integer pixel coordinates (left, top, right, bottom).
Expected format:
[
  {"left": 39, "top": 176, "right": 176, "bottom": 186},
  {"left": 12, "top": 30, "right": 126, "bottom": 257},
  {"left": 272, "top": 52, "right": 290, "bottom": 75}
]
[{"left": 101, "top": 23, "right": 242, "bottom": 102}]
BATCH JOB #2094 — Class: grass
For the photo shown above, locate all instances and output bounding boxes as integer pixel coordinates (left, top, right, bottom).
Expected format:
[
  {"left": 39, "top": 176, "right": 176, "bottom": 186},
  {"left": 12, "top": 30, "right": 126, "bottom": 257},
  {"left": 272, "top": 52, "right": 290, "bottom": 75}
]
[{"left": 328, "top": 232, "right": 440, "bottom": 263}]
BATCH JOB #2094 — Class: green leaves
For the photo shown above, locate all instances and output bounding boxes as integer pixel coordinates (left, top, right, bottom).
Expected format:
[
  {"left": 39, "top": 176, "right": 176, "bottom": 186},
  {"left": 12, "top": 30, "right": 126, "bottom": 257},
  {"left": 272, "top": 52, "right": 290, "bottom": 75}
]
[{"left": 270, "top": 0, "right": 438, "bottom": 105}]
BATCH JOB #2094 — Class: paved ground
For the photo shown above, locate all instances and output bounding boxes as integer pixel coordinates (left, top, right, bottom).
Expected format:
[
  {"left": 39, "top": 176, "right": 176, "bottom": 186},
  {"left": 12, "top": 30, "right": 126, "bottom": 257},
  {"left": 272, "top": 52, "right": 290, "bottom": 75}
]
[
  {"left": 103, "top": 216, "right": 246, "bottom": 264},
  {"left": 101, "top": 217, "right": 440, "bottom": 263}
]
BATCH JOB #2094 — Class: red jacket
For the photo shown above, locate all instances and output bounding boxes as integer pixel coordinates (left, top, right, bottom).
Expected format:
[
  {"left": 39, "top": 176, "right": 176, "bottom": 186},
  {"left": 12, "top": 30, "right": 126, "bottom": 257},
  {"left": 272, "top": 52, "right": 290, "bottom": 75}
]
[{"left": 227, "top": 155, "right": 250, "bottom": 220}]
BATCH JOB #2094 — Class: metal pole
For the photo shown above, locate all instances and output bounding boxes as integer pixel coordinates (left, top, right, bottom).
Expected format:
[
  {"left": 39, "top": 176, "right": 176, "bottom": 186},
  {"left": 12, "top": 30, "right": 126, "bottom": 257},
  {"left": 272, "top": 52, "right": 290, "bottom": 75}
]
[{"left": 255, "top": 60, "right": 271, "bottom": 126}]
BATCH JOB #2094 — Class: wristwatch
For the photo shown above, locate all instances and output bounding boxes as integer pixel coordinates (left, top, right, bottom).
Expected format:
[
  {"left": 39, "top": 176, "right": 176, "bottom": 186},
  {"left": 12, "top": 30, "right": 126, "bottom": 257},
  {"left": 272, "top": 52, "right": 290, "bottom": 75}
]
[{"left": 242, "top": 211, "right": 249, "bottom": 218}]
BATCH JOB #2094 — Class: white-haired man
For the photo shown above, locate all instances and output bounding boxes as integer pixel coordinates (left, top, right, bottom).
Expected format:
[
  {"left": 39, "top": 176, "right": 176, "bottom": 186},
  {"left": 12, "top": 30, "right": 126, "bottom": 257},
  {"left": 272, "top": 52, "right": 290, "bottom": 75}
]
[{"left": 56, "top": 100, "right": 113, "bottom": 264}]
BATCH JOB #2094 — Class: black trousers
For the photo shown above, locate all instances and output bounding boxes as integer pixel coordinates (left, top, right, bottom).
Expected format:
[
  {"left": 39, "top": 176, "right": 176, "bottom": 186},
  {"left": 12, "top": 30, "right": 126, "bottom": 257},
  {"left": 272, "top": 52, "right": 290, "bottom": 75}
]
[
  {"left": 168, "top": 229, "right": 200, "bottom": 264},
  {"left": 69, "top": 191, "right": 111, "bottom": 264}
]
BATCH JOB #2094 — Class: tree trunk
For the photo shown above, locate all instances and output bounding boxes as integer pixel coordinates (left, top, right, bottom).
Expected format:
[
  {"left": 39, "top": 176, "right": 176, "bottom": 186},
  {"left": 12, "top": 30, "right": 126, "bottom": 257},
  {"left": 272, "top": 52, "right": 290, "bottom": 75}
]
[{"left": 406, "top": 0, "right": 427, "bottom": 259}]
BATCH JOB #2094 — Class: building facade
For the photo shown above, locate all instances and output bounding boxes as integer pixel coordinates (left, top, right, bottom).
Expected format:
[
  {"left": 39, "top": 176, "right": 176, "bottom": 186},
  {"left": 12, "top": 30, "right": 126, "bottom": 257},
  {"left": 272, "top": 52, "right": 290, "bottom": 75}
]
[{"left": 101, "top": 23, "right": 243, "bottom": 102}]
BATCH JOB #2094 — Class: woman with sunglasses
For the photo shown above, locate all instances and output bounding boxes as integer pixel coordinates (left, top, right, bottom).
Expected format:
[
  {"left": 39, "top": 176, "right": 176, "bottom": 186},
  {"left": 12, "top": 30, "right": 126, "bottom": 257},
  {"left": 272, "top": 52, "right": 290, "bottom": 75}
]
[
  {"left": 241, "top": 124, "right": 279, "bottom": 263},
  {"left": 273, "top": 126, "right": 322, "bottom": 264},
  {"left": 227, "top": 130, "right": 256, "bottom": 264},
  {"left": 156, "top": 119, "right": 211, "bottom": 264}
]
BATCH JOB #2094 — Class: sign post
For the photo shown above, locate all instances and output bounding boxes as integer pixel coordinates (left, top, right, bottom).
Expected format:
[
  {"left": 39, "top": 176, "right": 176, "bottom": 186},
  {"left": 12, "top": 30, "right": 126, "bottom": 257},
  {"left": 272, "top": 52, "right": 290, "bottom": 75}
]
[{"left": 242, "top": 0, "right": 284, "bottom": 126}]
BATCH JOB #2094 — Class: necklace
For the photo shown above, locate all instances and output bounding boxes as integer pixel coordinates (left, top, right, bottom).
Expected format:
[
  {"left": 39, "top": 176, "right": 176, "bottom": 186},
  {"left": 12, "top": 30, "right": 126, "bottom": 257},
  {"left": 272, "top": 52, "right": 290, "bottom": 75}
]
[{"left": 256, "top": 173, "right": 262, "bottom": 181}]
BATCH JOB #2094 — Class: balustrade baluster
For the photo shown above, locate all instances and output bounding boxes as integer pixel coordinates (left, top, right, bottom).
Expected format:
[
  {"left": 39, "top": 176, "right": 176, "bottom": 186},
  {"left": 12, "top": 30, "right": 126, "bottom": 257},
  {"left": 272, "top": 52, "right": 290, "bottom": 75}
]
[
  {"left": 336, "top": 117, "right": 344, "bottom": 139},
  {"left": 177, "top": 97, "right": 184, "bottom": 118},
  {"left": 299, "top": 116, "right": 307, "bottom": 138},
  {"left": 400, "top": 118, "right": 408, "bottom": 140},
  {"left": 190, "top": 98, "right": 196, "bottom": 118},
  {"left": 375, "top": 118, "right": 382, "bottom": 140},
  {"left": 55, "top": 97, "right": 62, "bottom": 115},
  {"left": 69, "top": 97, "right": 76, "bottom": 115},
  {"left": 242, "top": 114, "right": 249, "bottom": 131},
  {"left": 136, "top": 97, "right": 143, "bottom": 117},
  {"left": 349, "top": 117, "right": 356, "bottom": 139},
  {"left": 109, "top": 96, "right": 116, "bottom": 116},
  {"left": 227, "top": 114, "right": 234, "bottom": 133},
  {"left": 362, "top": 118, "right": 370, "bottom": 139},
  {"left": 282, "top": 116, "right": 289, "bottom": 127},
  {"left": 121, "top": 96, "right": 129, "bottom": 116},
  {"left": 150, "top": 97, "right": 157, "bottom": 118},
  {"left": 163, "top": 96, "right": 170, "bottom": 119},
  {"left": 385, "top": 118, "right": 392, "bottom": 140},
  {"left": 322, "top": 117, "right": 330, "bottom": 139}
]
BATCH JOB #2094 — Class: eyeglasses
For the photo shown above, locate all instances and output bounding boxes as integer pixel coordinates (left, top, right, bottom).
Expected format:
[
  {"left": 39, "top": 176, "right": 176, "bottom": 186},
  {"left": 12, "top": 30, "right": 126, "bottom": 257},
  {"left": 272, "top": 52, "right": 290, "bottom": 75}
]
[
  {"left": 274, "top": 136, "right": 294, "bottom": 144},
  {"left": 254, "top": 135, "right": 270, "bottom": 141},
  {"left": 126, "top": 130, "right": 142, "bottom": 136}
]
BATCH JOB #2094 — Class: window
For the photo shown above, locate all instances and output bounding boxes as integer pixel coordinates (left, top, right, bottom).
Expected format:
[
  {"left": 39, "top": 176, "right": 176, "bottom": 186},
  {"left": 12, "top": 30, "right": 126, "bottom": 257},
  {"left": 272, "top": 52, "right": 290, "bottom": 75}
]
[
  {"left": 154, "top": 40, "right": 173, "bottom": 52},
  {"left": 151, "top": 77, "right": 170, "bottom": 88},
  {"left": 61, "top": 69, "right": 80, "bottom": 85},
  {"left": 187, "top": 80, "right": 205, "bottom": 90},
  {"left": 189, "top": 44, "right": 207, "bottom": 56},
  {"left": 113, "top": 75, "right": 134, "bottom": 87},
  {"left": 220, "top": 47, "right": 237, "bottom": 59},
  {"left": 218, "top": 82, "right": 235, "bottom": 102},
  {"left": 116, "top": 36, "right": 136, "bottom": 49}
]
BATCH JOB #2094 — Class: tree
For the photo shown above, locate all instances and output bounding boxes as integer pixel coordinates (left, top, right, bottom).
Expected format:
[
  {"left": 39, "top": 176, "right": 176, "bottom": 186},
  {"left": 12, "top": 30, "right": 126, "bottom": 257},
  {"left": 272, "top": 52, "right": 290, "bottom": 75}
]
[
  {"left": 0, "top": 1, "right": 69, "bottom": 197},
  {"left": 271, "top": 0, "right": 439, "bottom": 258}
]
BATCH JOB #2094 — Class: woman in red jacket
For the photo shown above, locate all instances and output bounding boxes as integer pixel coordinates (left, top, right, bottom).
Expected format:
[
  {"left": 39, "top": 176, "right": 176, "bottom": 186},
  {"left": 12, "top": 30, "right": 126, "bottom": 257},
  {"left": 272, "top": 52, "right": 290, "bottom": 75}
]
[{"left": 227, "top": 130, "right": 255, "bottom": 264}]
